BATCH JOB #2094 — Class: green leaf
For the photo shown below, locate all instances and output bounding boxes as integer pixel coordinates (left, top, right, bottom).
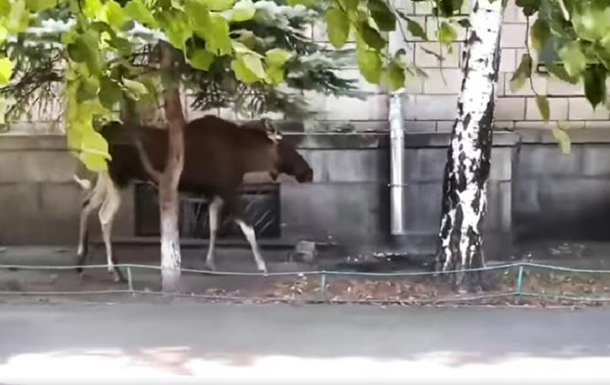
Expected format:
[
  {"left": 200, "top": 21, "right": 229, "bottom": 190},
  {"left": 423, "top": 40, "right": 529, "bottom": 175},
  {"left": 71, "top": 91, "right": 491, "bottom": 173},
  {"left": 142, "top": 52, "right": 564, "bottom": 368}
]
[
  {"left": 405, "top": 17, "right": 427, "bottom": 40},
  {"left": 357, "top": 48, "right": 382, "bottom": 83},
  {"left": 99, "top": 77, "right": 123, "bottom": 110},
  {"left": 593, "top": 42, "right": 610, "bottom": 70},
  {"left": 26, "top": 0, "right": 56, "bottom": 11},
  {"left": 558, "top": 41, "right": 587, "bottom": 78},
  {"left": 438, "top": 21, "right": 457, "bottom": 45},
  {"left": 163, "top": 12, "right": 192, "bottom": 50},
  {"left": 435, "top": 0, "right": 462, "bottom": 17},
  {"left": 584, "top": 65, "right": 607, "bottom": 109},
  {"left": 77, "top": 77, "right": 100, "bottom": 101},
  {"left": 515, "top": 0, "right": 540, "bottom": 16},
  {"left": 122, "top": 78, "right": 149, "bottom": 100},
  {"left": 78, "top": 130, "right": 111, "bottom": 172},
  {"left": 204, "top": 0, "right": 235, "bottom": 11},
  {"left": 0, "top": 0, "right": 9, "bottom": 14},
  {"left": 82, "top": 0, "right": 103, "bottom": 19},
  {"left": 368, "top": 0, "right": 396, "bottom": 32},
  {"left": 552, "top": 125, "right": 571, "bottom": 154},
  {"left": 571, "top": 3, "right": 610, "bottom": 42},
  {"left": 457, "top": 18, "right": 471, "bottom": 29},
  {"left": 232, "top": 41, "right": 262, "bottom": 56},
  {"left": 265, "top": 48, "right": 293, "bottom": 67},
  {"left": 229, "top": 0, "right": 256, "bottom": 22},
  {"left": 530, "top": 18, "right": 550, "bottom": 51},
  {"left": 188, "top": 49, "right": 216, "bottom": 71},
  {"left": 6, "top": 0, "right": 29, "bottom": 33},
  {"left": 535, "top": 95, "right": 550, "bottom": 122},
  {"left": 124, "top": 0, "right": 157, "bottom": 27},
  {"left": 203, "top": 14, "right": 232, "bottom": 55},
  {"left": 266, "top": 65, "right": 285, "bottom": 85},
  {"left": 510, "top": 53, "right": 532, "bottom": 92},
  {"left": 343, "top": 0, "right": 359, "bottom": 10},
  {"left": 105, "top": 0, "right": 127, "bottom": 29},
  {"left": 326, "top": 7, "right": 350, "bottom": 49},
  {"left": 546, "top": 62, "right": 578, "bottom": 84},
  {"left": 386, "top": 62, "right": 405, "bottom": 91},
  {"left": 242, "top": 54, "right": 266, "bottom": 79},
  {"left": 360, "top": 22, "right": 386, "bottom": 50},
  {"left": 231, "top": 57, "right": 259, "bottom": 83},
  {"left": 0, "top": 26, "right": 7, "bottom": 44},
  {"left": 0, "top": 57, "right": 13, "bottom": 85}
]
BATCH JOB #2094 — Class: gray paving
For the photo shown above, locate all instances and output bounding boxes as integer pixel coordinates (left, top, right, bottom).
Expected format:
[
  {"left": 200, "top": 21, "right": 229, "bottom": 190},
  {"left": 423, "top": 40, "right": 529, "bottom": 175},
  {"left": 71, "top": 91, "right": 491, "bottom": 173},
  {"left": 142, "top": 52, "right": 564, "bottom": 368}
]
[{"left": 0, "top": 302, "right": 609, "bottom": 383}]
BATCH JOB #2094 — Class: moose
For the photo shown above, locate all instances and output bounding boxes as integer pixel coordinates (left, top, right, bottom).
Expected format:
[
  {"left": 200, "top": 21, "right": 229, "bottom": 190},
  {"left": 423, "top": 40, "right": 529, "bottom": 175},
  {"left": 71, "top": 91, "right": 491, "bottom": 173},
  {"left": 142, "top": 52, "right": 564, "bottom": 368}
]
[{"left": 73, "top": 115, "right": 313, "bottom": 281}]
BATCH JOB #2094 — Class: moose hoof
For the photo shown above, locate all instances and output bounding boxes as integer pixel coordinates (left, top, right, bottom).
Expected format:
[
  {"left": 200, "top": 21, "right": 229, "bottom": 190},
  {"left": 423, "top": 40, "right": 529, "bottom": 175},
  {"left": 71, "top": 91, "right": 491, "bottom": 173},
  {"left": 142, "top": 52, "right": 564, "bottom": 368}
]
[
  {"left": 205, "top": 261, "right": 216, "bottom": 271},
  {"left": 110, "top": 269, "right": 126, "bottom": 283},
  {"left": 257, "top": 265, "right": 268, "bottom": 276}
]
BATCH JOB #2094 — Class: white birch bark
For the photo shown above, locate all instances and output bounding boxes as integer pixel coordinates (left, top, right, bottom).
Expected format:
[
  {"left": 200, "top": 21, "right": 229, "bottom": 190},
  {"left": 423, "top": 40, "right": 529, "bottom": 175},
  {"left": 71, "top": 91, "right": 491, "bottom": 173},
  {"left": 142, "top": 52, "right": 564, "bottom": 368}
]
[
  {"left": 436, "top": 0, "right": 504, "bottom": 290},
  {"left": 158, "top": 42, "right": 186, "bottom": 293}
]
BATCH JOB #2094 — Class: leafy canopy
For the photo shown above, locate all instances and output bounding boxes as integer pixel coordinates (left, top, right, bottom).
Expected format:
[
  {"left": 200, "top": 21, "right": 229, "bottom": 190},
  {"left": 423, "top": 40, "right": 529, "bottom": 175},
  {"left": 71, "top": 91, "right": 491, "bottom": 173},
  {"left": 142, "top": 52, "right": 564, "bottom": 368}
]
[{"left": 4, "top": 0, "right": 610, "bottom": 168}]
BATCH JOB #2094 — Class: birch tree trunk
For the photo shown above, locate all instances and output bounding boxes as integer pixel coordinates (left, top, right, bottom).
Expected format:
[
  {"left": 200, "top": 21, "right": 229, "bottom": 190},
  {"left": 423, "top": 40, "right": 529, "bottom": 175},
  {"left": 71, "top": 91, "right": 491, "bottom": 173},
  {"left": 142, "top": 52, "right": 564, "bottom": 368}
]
[
  {"left": 435, "top": 0, "right": 504, "bottom": 291},
  {"left": 158, "top": 42, "right": 186, "bottom": 292}
]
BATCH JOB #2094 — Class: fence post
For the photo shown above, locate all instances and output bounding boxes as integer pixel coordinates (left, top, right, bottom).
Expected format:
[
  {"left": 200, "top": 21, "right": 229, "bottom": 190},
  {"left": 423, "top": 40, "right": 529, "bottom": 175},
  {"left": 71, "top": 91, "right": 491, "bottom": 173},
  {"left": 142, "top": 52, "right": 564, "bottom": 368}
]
[
  {"left": 319, "top": 272, "right": 327, "bottom": 302},
  {"left": 127, "top": 266, "right": 134, "bottom": 294},
  {"left": 516, "top": 264, "right": 525, "bottom": 297}
]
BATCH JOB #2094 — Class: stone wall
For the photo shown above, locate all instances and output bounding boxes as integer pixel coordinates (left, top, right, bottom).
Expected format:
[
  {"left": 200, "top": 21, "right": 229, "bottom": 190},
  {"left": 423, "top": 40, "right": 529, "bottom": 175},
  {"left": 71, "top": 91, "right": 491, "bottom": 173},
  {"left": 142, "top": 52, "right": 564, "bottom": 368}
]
[
  {"left": 0, "top": 132, "right": 517, "bottom": 261},
  {"left": 514, "top": 131, "right": 610, "bottom": 242}
]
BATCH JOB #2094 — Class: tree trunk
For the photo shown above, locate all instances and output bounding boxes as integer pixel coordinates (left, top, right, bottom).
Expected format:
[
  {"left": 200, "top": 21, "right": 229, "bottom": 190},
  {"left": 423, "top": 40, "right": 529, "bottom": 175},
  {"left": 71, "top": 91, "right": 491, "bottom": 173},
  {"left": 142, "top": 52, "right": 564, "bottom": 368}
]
[
  {"left": 435, "top": 0, "right": 504, "bottom": 291},
  {"left": 158, "top": 42, "right": 186, "bottom": 292}
]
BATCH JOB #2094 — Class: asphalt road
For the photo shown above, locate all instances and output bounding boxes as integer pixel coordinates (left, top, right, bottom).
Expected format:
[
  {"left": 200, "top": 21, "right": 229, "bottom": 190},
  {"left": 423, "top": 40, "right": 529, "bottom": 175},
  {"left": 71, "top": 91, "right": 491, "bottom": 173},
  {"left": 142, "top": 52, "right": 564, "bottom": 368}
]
[{"left": 1, "top": 301, "right": 610, "bottom": 383}]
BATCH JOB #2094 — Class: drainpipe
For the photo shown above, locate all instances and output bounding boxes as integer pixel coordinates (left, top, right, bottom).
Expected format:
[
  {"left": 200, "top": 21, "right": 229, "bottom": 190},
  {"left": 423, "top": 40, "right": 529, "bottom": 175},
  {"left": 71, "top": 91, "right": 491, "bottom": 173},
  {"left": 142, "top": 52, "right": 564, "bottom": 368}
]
[{"left": 388, "top": 32, "right": 406, "bottom": 235}]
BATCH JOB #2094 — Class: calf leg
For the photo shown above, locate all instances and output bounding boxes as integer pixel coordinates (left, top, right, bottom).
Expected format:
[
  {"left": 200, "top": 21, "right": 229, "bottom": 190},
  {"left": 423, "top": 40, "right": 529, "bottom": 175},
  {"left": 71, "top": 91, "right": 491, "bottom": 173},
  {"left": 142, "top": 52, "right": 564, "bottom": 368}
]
[
  {"left": 98, "top": 174, "right": 125, "bottom": 282},
  {"left": 235, "top": 218, "right": 267, "bottom": 274},
  {"left": 204, "top": 196, "right": 224, "bottom": 271},
  {"left": 76, "top": 174, "right": 106, "bottom": 275}
]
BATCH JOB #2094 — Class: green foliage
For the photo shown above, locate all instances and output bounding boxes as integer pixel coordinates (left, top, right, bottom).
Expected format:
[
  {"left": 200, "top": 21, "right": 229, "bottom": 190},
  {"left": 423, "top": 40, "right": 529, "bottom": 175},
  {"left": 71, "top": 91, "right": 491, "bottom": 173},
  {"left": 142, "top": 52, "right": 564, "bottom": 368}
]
[
  {"left": 403, "top": 15, "right": 428, "bottom": 40},
  {"left": 509, "top": 53, "right": 532, "bottom": 92},
  {"left": 368, "top": 0, "right": 396, "bottom": 32},
  {"left": 552, "top": 123, "right": 571, "bottom": 154},
  {"left": 0, "top": 57, "right": 12, "bottom": 85},
  {"left": 326, "top": 7, "right": 350, "bottom": 48},
  {"left": 438, "top": 21, "right": 457, "bottom": 45},
  {"left": 583, "top": 65, "right": 606, "bottom": 108},
  {"left": 514, "top": 0, "right": 610, "bottom": 152},
  {"left": 535, "top": 95, "right": 550, "bottom": 122},
  {"left": 530, "top": 18, "right": 550, "bottom": 51},
  {"left": 558, "top": 41, "right": 587, "bottom": 78},
  {"left": 1, "top": 0, "right": 307, "bottom": 171}
]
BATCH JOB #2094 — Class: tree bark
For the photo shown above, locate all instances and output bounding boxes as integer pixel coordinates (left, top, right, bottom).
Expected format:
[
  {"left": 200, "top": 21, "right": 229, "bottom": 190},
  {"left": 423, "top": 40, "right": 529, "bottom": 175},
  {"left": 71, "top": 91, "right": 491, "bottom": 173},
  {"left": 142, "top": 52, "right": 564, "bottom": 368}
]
[
  {"left": 435, "top": 0, "right": 504, "bottom": 291},
  {"left": 158, "top": 42, "right": 186, "bottom": 293}
]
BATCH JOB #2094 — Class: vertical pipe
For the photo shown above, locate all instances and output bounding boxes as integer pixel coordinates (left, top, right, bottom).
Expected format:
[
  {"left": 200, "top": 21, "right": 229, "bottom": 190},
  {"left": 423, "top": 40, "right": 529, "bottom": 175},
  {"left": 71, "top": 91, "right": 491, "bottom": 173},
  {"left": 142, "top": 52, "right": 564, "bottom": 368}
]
[
  {"left": 388, "top": 30, "right": 406, "bottom": 235},
  {"left": 389, "top": 93, "right": 406, "bottom": 234}
]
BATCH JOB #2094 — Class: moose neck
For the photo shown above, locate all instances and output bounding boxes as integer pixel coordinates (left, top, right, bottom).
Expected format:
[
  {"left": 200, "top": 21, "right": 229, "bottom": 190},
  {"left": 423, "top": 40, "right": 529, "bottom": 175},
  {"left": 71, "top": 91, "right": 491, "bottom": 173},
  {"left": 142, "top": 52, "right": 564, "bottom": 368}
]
[{"left": 238, "top": 136, "right": 280, "bottom": 175}]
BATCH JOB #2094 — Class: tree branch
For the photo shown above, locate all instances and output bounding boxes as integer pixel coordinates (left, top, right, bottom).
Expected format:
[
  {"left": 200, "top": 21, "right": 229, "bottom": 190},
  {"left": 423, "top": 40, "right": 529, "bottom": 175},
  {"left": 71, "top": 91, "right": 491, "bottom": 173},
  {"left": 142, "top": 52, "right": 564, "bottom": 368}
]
[{"left": 159, "top": 41, "right": 186, "bottom": 190}]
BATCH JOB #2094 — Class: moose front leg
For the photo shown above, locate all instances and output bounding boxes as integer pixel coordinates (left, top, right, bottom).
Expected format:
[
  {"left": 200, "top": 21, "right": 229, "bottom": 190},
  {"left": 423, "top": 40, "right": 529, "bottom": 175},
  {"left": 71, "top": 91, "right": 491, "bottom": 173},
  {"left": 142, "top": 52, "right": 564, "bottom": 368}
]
[
  {"left": 235, "top": 218, "right": 267, "bottom": 274},
  {"left": 205, "top": 196, "right": 224, "bottom": 271}
]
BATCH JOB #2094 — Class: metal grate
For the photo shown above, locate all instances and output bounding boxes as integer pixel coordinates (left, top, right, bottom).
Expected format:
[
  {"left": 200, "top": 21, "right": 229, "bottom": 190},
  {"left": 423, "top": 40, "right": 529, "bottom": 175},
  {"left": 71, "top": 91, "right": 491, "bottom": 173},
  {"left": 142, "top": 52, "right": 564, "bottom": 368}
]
[{"left": 134, "top": 182, "right": 282, "bottom": 239}]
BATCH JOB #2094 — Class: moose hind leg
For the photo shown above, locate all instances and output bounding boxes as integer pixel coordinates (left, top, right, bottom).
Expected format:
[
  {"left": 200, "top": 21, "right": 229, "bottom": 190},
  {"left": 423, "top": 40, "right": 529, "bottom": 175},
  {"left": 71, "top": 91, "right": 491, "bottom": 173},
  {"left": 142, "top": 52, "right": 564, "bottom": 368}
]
[
  {"left": 76, "top": 176, "right": 106, "bottom": 275},
  {"left": 235, "top": 219, "right": 267, "bottom": 274},
  {"left": 205, "top": 196, "right": 224, "bottom": 271},
  {"left": 98, "top": 175, "right": 125, "bottom": 282}
]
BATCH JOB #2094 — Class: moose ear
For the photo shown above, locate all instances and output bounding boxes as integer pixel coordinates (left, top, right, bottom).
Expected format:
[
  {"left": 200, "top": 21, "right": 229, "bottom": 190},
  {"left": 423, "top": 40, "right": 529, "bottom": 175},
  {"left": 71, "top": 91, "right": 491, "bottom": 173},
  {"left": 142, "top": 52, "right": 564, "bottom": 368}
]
[{"left": 262, "top": 118, "right": 282, "bottom": 143}]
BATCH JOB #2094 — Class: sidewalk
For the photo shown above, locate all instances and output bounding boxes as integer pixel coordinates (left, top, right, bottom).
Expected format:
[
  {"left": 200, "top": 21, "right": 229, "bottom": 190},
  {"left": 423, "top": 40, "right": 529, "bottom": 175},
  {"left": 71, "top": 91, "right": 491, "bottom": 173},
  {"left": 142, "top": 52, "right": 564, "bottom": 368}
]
[{"left": 1, "top": 303, "right": 610, "bottom": 383}]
